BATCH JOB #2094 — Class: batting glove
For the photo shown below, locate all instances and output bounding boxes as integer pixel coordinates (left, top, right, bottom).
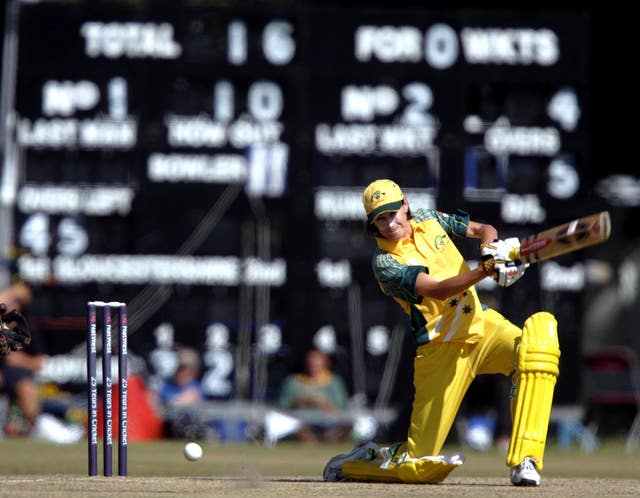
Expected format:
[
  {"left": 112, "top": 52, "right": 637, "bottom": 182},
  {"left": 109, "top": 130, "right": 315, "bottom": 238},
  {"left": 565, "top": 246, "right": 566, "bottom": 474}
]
[
  {"left": 481, "top": 237, "right": 521, "bottom": 262},
  {"left": 494, "top": 259, "right": 528, "bottom": 287}
]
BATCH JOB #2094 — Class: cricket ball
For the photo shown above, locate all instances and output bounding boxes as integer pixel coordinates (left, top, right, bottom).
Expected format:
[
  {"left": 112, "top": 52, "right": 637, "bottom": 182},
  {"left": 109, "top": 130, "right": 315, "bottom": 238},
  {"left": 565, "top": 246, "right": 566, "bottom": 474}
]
[{"left": 183, "top": 442, "right": 203, "bottom": 461}]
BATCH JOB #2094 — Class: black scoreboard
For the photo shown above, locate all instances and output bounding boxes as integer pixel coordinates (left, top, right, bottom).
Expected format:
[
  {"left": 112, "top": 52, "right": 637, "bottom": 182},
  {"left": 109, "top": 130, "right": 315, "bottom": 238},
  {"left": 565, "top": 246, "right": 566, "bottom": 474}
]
[{"left": 1, "top": 2, "right": 595, "bottom": 407}]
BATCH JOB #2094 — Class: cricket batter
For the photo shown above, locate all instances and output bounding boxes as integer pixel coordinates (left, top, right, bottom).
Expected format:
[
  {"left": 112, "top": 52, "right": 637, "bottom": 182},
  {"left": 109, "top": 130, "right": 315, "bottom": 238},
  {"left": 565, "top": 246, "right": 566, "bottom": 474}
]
[{"left": 323, "top": 179, "right": 560, "bottom": 487}]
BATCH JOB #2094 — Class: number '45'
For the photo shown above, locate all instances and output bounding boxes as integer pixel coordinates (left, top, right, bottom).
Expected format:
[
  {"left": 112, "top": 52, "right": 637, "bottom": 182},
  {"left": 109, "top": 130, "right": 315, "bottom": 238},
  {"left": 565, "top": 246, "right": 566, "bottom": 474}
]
[{"left": 19, "top": 213, "right": 88, "bottom": 256}]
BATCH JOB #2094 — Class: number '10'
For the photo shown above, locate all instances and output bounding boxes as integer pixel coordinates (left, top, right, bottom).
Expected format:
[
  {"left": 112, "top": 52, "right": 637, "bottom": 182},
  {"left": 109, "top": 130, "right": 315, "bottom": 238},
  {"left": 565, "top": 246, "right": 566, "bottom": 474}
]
[{"left": 213, "top": 80, "right": 283, "bottom": 122}]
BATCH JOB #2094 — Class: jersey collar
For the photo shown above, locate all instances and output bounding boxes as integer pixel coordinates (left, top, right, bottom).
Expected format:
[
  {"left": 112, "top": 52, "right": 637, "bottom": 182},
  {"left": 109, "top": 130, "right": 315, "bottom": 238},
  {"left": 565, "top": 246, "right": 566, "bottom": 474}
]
[{"left": 375, "top": 219, "right": 420, "bottom": 254}]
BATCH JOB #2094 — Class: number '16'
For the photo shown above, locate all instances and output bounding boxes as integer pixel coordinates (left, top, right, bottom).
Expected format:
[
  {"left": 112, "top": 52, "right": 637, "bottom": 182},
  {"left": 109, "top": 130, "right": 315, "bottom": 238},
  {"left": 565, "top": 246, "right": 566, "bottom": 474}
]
[{"left": 227, "top": 20, "right": 295, "bottom": 66}]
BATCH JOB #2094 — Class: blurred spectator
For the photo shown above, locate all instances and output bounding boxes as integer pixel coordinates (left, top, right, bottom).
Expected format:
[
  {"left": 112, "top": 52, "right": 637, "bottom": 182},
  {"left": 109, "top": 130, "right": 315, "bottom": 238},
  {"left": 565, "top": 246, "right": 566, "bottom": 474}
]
[
  {"left": 156, "top": 346, "right": 206, "bottom": 439},
  {"left": 0, "top": 281, "right": 82, "bottom": 443},
  {"left": 278, "top": 348, "right": 351, "bottom": 443},
  {"left": 157, "top": 346, "right": 205, "bottom": 407}
]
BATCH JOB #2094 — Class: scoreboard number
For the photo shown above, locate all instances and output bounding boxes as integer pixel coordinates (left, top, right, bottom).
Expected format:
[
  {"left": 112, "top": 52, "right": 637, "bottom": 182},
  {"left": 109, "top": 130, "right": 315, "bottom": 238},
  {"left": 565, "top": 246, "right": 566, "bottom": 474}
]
[
  {"left": 19, "top": 213, "right": 88, "bottom": 257},
  {"left": 227, "top": 19, "right": 296, "bottom": 66}
]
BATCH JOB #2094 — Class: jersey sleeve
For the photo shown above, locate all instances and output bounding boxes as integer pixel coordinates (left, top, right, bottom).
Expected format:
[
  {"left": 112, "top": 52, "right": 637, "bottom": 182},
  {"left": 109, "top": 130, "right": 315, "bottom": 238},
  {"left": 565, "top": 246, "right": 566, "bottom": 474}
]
[
  {"left": 434, "top": 210, "right": 470, "bottom": 238},
  {"left": 372, "top": 252, "right": 425, "bottom": 304}
]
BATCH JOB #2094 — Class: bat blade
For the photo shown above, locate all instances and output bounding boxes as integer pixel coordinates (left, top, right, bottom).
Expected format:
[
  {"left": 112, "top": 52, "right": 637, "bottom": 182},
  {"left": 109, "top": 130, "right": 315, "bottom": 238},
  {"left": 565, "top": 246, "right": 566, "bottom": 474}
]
[{"left": 511, "top": 211, "right": 611, "bottom": 264}]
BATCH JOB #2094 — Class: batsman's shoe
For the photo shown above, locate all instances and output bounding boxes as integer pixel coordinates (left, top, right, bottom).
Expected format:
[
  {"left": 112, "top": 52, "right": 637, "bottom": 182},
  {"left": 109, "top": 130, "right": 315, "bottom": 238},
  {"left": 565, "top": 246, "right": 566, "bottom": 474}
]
[
  {"left": 323, "top": 442, "right": 379, "bottom": 482},
  {"left": 510, "top": 457, "right": 540, "bottom": 487}
]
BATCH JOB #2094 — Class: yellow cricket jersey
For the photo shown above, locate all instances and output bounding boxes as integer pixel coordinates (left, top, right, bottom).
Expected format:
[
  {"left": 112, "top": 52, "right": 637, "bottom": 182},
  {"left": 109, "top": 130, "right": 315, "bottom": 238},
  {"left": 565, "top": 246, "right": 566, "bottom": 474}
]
[{"left": 373, "top": 209, "right": 485, "bottom": 345}]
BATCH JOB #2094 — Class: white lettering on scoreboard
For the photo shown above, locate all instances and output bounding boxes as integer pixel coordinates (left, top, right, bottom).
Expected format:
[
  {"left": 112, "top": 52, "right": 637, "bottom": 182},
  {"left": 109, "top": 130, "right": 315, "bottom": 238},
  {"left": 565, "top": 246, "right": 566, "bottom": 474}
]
[
  {"left": 315, "top": 123, "right": 436, "bottom": 156},
  {"left": 314, "top": 187, "right": 435, "bottom": 220},
  {"left": 147, "top": 153, "right": 248, "bottom": 183},
  {"left": 80, "top": 22, "right": 182, "bottom": 59},
  {"left": 165, "top": 116, "right": 284, "bottom": 148},
  {"left": 17, "top": 254, "right": 287, "bottom": 286},
  {"left": 43, "top": 80, "right": 100, "bottom": 116},
  {"left": 18, "top": 185, "right": 134, "bottom": 215},
  {"left": 17, "top": 117, "right": 137, "bottom": 149},
  {"left": 484, "top": 119, "right": 560, "bottom": 156},
  {"left": 316, "top": 259, "right": 352, "bottom": 288},
  {"left": 355, "top": 24, "right": 559, "bottom": 67}
]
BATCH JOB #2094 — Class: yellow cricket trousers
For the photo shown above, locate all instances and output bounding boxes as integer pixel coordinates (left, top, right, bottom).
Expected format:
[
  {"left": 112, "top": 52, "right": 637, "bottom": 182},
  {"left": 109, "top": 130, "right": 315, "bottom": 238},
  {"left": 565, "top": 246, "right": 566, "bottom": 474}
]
[{"left": 406, "top": 308, "right": 521, "bottom": 458}]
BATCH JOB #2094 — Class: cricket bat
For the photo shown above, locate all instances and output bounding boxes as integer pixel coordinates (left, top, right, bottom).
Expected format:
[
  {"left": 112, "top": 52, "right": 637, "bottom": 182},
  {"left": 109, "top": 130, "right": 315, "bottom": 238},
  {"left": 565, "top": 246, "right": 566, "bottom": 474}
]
[{"left": 509, "top": 211, "right": 611, "bottom": 264}]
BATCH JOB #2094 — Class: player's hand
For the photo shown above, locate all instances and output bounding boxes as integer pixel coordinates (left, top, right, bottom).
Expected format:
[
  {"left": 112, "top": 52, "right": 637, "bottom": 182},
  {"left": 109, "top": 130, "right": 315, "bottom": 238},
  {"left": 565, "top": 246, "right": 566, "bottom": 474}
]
[
  {"left": 480, "top": 237, "right": 525, "bottom": 281},
  {"left": 479, "top": 254, "right": 496, "bottom": 276},
  {"left": 494, "top": 259, "right": 528, "bottom": 287},
  {"left": 480, "top": 240, "right": 499, "bottom": 275},
  {"left": 0, "top": 304, "right": 31, "bottom": 358}
]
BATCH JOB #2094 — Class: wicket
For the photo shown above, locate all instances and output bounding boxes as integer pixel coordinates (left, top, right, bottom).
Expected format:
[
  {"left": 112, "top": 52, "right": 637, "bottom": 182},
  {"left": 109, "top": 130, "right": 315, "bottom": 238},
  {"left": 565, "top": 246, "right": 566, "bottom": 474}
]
[{"left": 86, "top": 301, "right": 128, "bottom": 477}]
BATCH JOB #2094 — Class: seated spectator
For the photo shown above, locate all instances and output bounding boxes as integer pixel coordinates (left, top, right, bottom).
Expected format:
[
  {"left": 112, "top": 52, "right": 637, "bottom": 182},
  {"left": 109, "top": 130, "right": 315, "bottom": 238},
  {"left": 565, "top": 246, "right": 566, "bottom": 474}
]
[
  {"left": 157, "top": 346, "right": 205, "bottom": 407},
  {"left": 278, "top": 348, "right": 351, "bottom": 444},
  {"left": 156, "top": 346, "right": 206, "bottom": 439}
]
